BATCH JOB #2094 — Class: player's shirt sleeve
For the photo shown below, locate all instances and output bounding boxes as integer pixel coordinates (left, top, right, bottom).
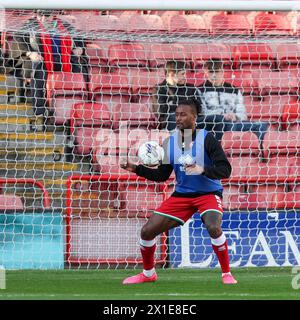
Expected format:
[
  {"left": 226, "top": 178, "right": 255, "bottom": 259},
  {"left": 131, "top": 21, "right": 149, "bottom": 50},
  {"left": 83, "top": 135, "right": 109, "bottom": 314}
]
[
  {"left": 203, "top": 132, "right": 232, "bottom": 179},
  {"left": 135, "top": 137, "right": 173, "bottom": 182}
]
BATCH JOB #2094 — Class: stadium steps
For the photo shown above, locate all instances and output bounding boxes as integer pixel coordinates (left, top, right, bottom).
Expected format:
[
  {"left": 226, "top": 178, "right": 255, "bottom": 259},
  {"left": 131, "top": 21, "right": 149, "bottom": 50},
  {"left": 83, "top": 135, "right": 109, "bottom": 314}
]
[{"left": 0, "top": 146, "right": 65, "bottom": 162}]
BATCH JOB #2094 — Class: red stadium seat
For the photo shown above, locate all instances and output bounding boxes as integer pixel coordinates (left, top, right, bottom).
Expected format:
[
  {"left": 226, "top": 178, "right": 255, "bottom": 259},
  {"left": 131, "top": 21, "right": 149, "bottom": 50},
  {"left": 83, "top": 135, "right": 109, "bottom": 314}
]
[
  {"left": 148, "top": 43, "right": 190, "bottom": 69},
  {"left": 255, "top": 71, "right": 299, "bottom": 96},
  {"left": 85, "top": 14, "right": 121, "bottom": 32},
  {"left": 223, "top": 70, "right": 259, "bottom": 95},
  {"left": 227, "top": 185, "right": 286, "bottom": 210},
  {"left": 243, "top": 95, "right": 296, "bottom": 122},
  {"left": 185, "top": 14, "right": 208, "bottom": 35},
  {"left": 92, "top": 154, "right": 133, "bottom": 176},
  {"left": 231, "top": 43, "right": 275, "bottom": 69},
  {"left": 89, "top": 72, "right": 131, "bottom": 105},
  {"left": 112, "top": 103, "right": 156, "bottom": 129},
  {"left": 161, "top": 11, "right": 189, "bottom": 33},
  {"left": 130, "top": 69, "right": 165, "bottom": 103},
  {"left": 275, "top": 43, "right": 300, "bottom": 70},
  {"left": 210, "top": 13, "right": 251, "bottom": 35},
  {"left": 227, "top": 157, "right": 258, "bottom": 180},
  {"left": 0, "top": 195, "right": 24, "bottom": 211},
  {"left": 187, "top": 43, "right": 232, "bottom": 71},
  {"left": 254, "top": 12, "right": 293, "bottom": 36},
  {"left": 71, "top": 102, "right": 111, "bottom": 128},
  {"left": 107, "top": 43, "right": 148, "bottom": 68},
  {"left": 46, "top": 72, "right": 87, "bottom": 124},
  {"left": 245, "top": 156, "right": 296, "bottom": 181},
  {"left": 119, "top": 13, "right": 167, "bottom": 33},
  {"left": 221, "top": 131, "right": 260, "bottom": 156},
  {"left": 280, "top": 102, "right": 300, "bottom": 130},
  {"left": 275, "top": 185, "right": 300, "bottom": 209},
  {"left": 262, "top": 130, "right": 300, "bottom": 157},
  {"left": 86, "top": 42, "right": 107, "bottom": 68},
  {"left": 118, "top": 182, "right": 164, "bottom": 214}
]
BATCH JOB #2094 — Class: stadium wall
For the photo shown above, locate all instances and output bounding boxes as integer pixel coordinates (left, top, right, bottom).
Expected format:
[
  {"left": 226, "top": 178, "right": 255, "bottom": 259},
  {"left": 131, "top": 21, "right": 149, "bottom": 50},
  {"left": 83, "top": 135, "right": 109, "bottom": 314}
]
[
  {"left": 0, "top": 211, "right": 64, "bottom": 269},
  {"left": 169, "top": 211, "right": 300, "bottom": 268}
]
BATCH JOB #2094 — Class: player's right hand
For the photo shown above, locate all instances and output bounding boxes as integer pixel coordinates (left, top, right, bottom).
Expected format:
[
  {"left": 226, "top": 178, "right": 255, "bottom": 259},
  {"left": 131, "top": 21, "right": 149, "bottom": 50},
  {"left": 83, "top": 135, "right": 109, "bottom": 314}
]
[{"left": 120, "top": 158, "right": 136, "bottom": 173}]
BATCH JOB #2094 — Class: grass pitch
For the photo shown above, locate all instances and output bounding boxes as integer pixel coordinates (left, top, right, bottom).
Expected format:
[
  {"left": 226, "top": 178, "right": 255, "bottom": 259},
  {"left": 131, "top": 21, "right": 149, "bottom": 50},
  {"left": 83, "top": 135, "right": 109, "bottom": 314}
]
[{"left": 0, "top": 267, "right": 298, "bottom": 300}]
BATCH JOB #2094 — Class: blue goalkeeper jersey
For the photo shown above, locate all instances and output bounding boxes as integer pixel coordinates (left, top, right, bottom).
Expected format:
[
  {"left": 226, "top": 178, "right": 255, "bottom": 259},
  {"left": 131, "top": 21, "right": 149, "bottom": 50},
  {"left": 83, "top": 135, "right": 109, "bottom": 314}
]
[{"left": 167, "top": 129, "right": 223, "bottom": 193}]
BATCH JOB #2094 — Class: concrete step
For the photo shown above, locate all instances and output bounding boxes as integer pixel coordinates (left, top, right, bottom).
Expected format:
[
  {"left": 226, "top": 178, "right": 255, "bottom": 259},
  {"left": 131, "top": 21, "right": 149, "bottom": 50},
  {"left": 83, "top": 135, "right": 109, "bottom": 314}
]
[
  {"left": 0, "top": 146, "right": 65, "bottom": 162},
  {"left": 0, "top": 104, "right": 32, "bottom": 116},
  {"left": 0, "top": 162, "right": 91, "bottom": 179},
  {"left": 0, "top": 161, "right": 78, "bottom": 171},
  {"left": 0, "top": 132, "right": 65, "bottom": 149}
]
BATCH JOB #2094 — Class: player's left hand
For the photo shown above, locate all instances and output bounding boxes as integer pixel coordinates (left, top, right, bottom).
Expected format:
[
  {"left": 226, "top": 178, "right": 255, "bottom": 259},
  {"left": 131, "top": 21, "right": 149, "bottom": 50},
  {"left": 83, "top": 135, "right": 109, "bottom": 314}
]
[
  {"left": 72, "top": 47, "right": 83, "bottom": 56},
  {"left": 185, "top": 164, "right": 204, "bottom": 175}
]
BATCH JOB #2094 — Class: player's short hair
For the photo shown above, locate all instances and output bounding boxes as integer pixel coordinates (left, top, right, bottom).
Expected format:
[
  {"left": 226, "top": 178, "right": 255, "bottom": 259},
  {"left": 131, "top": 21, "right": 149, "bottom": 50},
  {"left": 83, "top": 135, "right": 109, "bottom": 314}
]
[
  {"left": 204, "top": 58, "right": 223, "bottom": 72},
  {"left": 165, "top": 60, "right": 187, "bottom": 75},
  {"left": 176, "top": 99, "right": 199, "bottom": 116}
]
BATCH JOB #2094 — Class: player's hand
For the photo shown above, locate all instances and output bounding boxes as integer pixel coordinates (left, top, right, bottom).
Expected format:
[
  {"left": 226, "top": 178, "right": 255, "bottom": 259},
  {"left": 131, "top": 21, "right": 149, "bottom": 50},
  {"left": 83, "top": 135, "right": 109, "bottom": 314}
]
[
  {"left": 185, "top": 164, "right": 204, "bottom": 175},
  {"left": 120, "top": 158, "right": 137, "bottom": 173},
  {"left": 72, "top": 47, "right": 83, "bottom": 56},
  {"left": 224, "top": 113, "right": 237, "bottom": 121},
  {"left": 28, "top": 52, "right": 43, "bottom": 62}
]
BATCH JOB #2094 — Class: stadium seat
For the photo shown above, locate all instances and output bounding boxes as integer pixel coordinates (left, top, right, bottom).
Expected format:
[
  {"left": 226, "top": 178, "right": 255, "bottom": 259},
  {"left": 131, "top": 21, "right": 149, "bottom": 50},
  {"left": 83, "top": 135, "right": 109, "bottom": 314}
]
[
  {"left": 254, "top": 12, "right": 293, "bottom": 36},
  {"left": 231, "top": 43, "right": 275, "bottom": 69},
  {"left": 227, "top": 185, "right": 286, "bottom": 210},
  {"left": 89, "top": 72, "right": 131, "bottom": 105},
  {"left": 280, "top": 101, "right": 300, "bottom": 130},
  {"left": 185, "top": 14, "right": 208, "bottom": 35},
  {"left": 107, "top": 43, "right": 148, "bottom": 69},
  {"left": 92, "top": 154, "right": 133, "bottom": 177},
  {"left": 130, "top": 69, "right": 165, "bottom": 104},
  {"left": 262, "top": 130, "right": 300, "bottom": 158},
  {"left": 84, "top": 14, "right": 121, "bottom": 32},
  {"left": 223, "top": 70, "right": 258, "bottom": 95},
  {"left": 161, "top": 11, "right": 189, "bottom": 33},
  {"left": 86, "top": 42, "right": 107, "bottom": 69},
  {"left": 0, "top": 194, "right": 24, "bottom": 211},
  {"left": 118, "top": 182, "right": 164, "bottom": 215},
  {"left": 226, "top": 157, "right": 258, "bottom": 181},
  {"left": 46, "top": 72, "right": 88, "bottom": 124},
  {"left": 255, "top": 70, "right": 299, "bottom": 96},
  {"left": 112, "top": 103, "right": 156, "bottom": 129},
  {"left": 221, "top": 131, "right": 260, "bottom": 157},
  {"left": 275, "top": 185, "right": 300, "bottom": 209},
  {"left": 210, "top": 12, "right": 251, "bottom": 35},
  {"left": 187, "top": 43, "right": 232, "bottom": 71},
  {"left": 275, "top": 43, "right": 300, "bottom": 70},
  {"left": 245, "top": 156, "right": 296, "bottom": 182},
  {"left": 75, "top": 127, "right": 116, "bottom": 156},
  {"left": 243, "top": 95, "right": 296, "bottom": 122},
  {"left": 147, "top": 43, "right": 190, "bottom": 69},
  {"left": 71, "top": 102, "right": 111, "bottom": 129}
]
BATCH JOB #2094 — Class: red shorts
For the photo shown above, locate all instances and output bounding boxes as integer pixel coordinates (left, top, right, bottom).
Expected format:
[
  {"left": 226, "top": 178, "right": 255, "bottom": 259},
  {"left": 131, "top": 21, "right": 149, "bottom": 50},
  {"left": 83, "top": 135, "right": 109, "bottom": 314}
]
[{"left": 154, "top": 194, "right": 223, "bottom": 225}]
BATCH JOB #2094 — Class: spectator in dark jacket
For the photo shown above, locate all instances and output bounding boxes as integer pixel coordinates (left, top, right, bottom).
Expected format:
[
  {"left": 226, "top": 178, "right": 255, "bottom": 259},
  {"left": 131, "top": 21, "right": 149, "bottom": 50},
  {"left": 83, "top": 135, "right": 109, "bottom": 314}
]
[
  {"left": 197, "top": 58, "right": 269, "bottom": 141},
  {"left": 6, "top": 9, "right": 88, "bottom": 131},
  {"left": 152, "top": 60, "right": 202, "bottom": 130}
]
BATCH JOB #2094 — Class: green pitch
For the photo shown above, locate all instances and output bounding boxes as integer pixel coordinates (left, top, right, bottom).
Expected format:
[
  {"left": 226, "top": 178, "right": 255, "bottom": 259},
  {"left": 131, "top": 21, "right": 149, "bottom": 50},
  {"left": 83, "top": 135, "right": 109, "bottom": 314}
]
[{"left": 0, "top": 267, "right": 298, "bottom": 300}]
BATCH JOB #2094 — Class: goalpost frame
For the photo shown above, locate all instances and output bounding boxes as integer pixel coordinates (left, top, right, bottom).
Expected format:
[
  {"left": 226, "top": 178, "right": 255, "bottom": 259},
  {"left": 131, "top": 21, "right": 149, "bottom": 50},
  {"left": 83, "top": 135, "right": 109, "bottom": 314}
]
[{"left": 0, "top": 0, "right": 299, "bottom": 11}]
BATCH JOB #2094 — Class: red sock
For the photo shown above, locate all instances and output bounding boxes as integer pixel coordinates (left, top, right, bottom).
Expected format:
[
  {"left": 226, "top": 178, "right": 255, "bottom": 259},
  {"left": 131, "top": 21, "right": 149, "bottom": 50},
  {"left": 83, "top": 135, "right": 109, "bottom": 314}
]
[
  {"left": 140, "top": 239, "right": 156, "bottom": 271},
  {"left": 211, "top": 234, "right": 230, "bottom": 274}
]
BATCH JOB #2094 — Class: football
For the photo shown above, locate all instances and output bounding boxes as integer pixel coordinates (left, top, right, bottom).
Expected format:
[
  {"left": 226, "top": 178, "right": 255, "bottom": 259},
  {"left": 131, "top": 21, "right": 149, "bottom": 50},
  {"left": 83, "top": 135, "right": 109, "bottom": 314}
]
[{"left": 138, "top": 141, "right": 164, "bottom": 166}]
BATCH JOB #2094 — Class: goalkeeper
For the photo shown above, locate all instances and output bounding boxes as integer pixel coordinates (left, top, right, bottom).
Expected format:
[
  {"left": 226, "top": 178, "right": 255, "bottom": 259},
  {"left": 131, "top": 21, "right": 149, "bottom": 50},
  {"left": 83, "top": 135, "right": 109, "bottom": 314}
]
[{"left": 121, "top": 99, "right": 237, "bottom": 285}]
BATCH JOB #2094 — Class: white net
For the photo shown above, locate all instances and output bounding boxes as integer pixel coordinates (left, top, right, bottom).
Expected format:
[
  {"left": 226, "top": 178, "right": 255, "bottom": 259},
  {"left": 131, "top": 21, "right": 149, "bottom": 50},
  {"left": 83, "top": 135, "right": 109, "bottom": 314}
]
[{"left": 0, "top": 9, "right": 299, "bottom": 269}]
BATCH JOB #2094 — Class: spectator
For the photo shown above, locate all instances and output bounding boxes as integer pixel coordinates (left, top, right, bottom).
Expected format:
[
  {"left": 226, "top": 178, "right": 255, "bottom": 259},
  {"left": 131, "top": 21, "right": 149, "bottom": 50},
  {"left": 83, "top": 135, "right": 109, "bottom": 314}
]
[
  {"left": 152, "top": 60, "right": 202, "bottom": 131},
  {"left": 6, "top": 9, "right": 88, "bottom": 131},
  {"left": 197, "top": 58, "right": 269, "bottom": 142}
]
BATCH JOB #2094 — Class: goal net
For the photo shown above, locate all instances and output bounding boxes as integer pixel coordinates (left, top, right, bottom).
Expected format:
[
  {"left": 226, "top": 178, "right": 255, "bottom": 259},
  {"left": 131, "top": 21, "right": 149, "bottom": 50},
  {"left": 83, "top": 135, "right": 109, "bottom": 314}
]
[{"left": 0, "top": 4, "right": 299, "bottom": 269}]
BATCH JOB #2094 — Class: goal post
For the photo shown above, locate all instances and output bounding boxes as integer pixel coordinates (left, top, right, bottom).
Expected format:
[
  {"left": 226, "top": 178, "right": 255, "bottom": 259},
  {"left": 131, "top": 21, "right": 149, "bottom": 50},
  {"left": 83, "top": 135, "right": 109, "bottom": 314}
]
[{"left": 0, "top": 1, "right": 299, "bottom": 270}]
